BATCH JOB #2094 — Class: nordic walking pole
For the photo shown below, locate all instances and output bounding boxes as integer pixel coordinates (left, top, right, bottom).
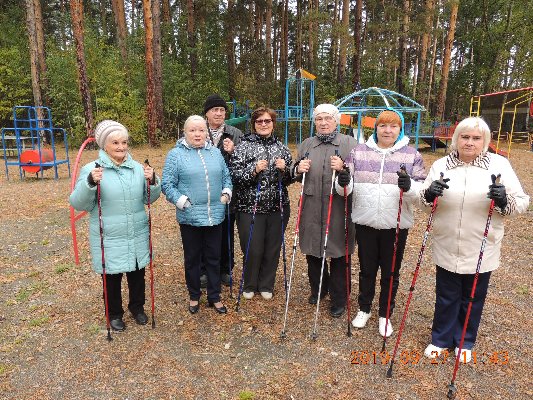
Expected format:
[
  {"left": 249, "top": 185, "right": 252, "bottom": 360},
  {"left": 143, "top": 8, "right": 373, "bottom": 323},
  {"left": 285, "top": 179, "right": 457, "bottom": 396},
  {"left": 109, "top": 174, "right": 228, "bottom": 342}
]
[
  {"left": 95, "top": 162, "right": 112, "bottom": 341},
  {"left": 236, "top": 178, "right": 262, "bottom": 312},
  {"left": 381, "top": 163, "right": 406, "bottom": 352},
  {"left": 227, "top": 203, "right": 234, "bottom": 298},
  {"left": 387, "top": 173, "right": 445, "bottom": 378},
  {"left": 311, "top": 150, "right": 339, "bottom": 341},
  {"left": 278, "top": 169, "right": 288, "bottom": 297},
  {"left": 344, "top": 182, "right": 352, "bottom": 337},
  {"left": 144, "top": 159, "right": 156, "bottom": 329},
  {"left": 281, "top": 152, "right": 309, "bottom": 339},
  {"left": 447, "top": 174, "right": 500, "bottom": 400}
]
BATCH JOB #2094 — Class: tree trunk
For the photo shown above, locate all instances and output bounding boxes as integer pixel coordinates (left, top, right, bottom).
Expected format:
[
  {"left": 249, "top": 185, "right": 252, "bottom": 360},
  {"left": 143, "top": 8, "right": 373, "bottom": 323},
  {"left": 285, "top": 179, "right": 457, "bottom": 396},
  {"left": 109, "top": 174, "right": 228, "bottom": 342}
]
[
  {"left": 152, "top": 0, "right": 164, "bottom": 135},
  {"left": 337, "top": 0, "right": 350, "bottom": 91},
  {"left": 142, "top": 0, "right": 158, "bottom": 146},
  {"left": 26, "top": 0, "right": 43, "bottom": 116},
  {"left": 295, "top": 0, "right": 302, "bottom": 70},
  {"left": 265, "top": 0, "right": 273, "bottom": 81},
  {"left": 186, "top": 0, "right": 197, "bottom": 80},
  {"left": 416, "top": 0, "right": 434, "bottom": 104},
  {"left": 397, "top": 0, "right": 410, "bottom": 95},
  {"left": 351, "top": 0, "right": 363, "bottom": 89},
  {"left": 111, "top": 0, "right": 128, "bottom": 63},
  {"left": 330, "top": 0, "right": 339, "bottom": 81},
  {"left": 70, "top": 0, "right": 94, "bottom": 136},
  {"left": 280, "top": 0, "right": 288, "bottom": 84},
  {"left": 33, "top": 0, "right": 48, "bottom": 102},
  {"left": 161, "top": 0, "right": 177, "bottom": 56},
  {"left": 412, "top": 34, "right": 420, "bottom": 98},
  {"left": 426, "top": 14, "right": 439, "bottom": 111},
  {"left": 225, "top": 0, "right": 236, "bottom": 99},
  {"left": 436, "top": 0, "right": 459, "bottom": 120},
  {"left": 99, "top": 0, "right": 109, "bottom": 37},
  {"left": 308, "top": 0, "right": 317, "bottom": 73}
]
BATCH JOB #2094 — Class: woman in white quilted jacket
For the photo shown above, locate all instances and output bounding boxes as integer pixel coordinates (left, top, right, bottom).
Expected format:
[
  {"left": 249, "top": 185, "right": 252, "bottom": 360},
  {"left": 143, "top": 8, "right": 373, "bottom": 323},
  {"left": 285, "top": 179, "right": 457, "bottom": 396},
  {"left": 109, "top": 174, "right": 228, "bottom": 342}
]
[{"left": 421, "top": 117, "right": 529, "bottom": 363}]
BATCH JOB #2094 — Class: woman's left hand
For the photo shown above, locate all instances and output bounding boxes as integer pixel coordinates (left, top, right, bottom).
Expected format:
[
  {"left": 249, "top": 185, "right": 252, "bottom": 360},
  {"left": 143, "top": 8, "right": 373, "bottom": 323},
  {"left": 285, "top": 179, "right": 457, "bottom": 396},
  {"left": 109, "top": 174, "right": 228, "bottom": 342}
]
[
  {"left": 275, "top": 158, "right": 286, "bottom": 171},
  {"left": 143, "top": 165, "right": 154, "bottom": 180},
  {"left": 330, "top": 155, "right": 344, "bottom": 171}
]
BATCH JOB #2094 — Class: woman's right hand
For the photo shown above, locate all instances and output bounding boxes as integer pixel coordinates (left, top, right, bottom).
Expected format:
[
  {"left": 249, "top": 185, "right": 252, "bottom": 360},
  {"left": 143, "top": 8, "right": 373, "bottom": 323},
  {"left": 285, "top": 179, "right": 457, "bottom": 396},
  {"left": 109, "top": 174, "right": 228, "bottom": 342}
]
[
  {"left": 255, "top": 159, "right": 268, "bottom": 174},
  {"left": 90, "top": 167, "right": 103, "bottom": 184},
  {"left": 297, "top": 159, "right": 311, "bottom": 174}
]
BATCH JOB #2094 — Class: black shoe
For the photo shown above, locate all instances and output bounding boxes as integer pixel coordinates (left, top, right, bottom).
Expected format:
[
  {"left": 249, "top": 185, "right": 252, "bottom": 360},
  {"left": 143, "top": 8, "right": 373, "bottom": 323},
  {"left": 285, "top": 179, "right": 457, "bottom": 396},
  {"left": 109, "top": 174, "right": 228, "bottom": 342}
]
[
  {"left": 221, "top": 273, "right": 231, "bottom": 287},
  {"left": 132, "top": 311, "right": 148, "bottom": 325},
  {"left": 308, "top": 293, "right": 327, "bottom": 305},
  {"left": 110, "top": 318, "right": 125, "bottom": 331},
  {"left": 188, "top": 302, "right": 200, "bottom": 314},
  {"left": 208, "top": 301, "right": 227, "bottom": 314},
  {"left": 200, "top": 274, "right": 208, "bottom": 289},
  {"left": 330, "top": 305, "right": 346, "bottom": 318}
]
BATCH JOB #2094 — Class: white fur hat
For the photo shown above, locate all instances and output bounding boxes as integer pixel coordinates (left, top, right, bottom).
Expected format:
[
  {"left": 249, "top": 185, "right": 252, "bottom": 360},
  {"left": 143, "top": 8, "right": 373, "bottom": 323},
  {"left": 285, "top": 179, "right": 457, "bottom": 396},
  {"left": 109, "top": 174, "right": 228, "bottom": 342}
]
[
  {"left": 93, "top": 120, "right": 128, "bottom": 149},
  {"left": 313, "top": 104, "right": 341, "bottom": 124}
]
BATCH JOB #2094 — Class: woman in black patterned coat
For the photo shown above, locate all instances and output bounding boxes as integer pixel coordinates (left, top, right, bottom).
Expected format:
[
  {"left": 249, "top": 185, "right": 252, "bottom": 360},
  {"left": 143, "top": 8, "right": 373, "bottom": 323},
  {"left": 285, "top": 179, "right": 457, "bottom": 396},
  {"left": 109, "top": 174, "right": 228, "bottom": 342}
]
[{"left": 230, "top": 107, "right": 293, "bottom": 300}]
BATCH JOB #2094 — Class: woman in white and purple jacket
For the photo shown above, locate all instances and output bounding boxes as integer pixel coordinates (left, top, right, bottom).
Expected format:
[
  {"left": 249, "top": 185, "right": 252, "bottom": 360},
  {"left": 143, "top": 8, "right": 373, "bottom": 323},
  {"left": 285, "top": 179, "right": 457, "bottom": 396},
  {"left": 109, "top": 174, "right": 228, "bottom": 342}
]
[{"left": 342, "top": 109, "right": 426, "bottom": 337}]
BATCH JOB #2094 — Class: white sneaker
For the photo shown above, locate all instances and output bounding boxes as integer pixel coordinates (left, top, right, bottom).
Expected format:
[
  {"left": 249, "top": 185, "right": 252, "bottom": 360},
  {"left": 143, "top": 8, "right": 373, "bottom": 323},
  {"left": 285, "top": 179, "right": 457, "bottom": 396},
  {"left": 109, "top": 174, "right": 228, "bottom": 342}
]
[
  {"left": 242, "top": 291, "right": 254, "bottom": 299},
  {"left": 260, "top": 291, "right": 273, "bottom": 300},
  {"left": 351, "top": 311, "right": 371, "bottom": 328},
  {"left": 379, "top": 317, "right": 393, "bottom": 337},
  {"left": 455, "top": 347, "right": 472, "bottom": 363},
  {"left": 424, "top": 344, "right": 446, "bottom": 359}
]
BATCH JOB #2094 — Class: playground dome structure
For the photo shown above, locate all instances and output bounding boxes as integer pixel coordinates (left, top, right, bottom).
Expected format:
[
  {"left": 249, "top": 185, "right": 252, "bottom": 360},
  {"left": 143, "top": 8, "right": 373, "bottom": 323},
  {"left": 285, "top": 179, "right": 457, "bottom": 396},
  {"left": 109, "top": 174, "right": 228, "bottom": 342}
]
[
  {"left": 334, "top": 87, "right": 426, "bottom": 147},
  {"left": 1, "top": 106, "right": 71, "bottom": 180}
]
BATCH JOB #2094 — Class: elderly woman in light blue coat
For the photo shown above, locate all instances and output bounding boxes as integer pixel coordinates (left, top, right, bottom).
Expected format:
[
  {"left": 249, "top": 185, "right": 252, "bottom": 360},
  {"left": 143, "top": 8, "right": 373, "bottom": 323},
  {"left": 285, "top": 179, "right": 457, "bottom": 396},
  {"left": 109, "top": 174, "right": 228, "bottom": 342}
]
[
  {"left": 70, "top": 120, "right": 161, "bottom": 332},
  {"left": 162, "top": 115, "right": 232, "bottom": 315}
]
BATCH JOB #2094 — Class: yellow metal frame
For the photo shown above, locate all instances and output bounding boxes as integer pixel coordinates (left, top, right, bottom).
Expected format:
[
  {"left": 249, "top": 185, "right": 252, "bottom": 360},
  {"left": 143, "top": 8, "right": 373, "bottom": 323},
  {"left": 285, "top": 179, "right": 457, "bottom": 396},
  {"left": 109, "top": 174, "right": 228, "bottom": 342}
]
[
  {"left": 496, "top": 91, "right": 533, "bottom": 159},
  {"left": 469, "top": 96, "right": 480, "bottom": 116}
]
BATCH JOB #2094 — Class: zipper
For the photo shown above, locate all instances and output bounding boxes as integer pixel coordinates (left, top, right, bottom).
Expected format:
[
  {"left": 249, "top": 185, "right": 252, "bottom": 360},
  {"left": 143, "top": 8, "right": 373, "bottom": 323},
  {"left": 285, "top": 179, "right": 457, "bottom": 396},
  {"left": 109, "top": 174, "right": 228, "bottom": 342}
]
[{"left": 197, "top": 149, "right": 212, "bottom": 225}]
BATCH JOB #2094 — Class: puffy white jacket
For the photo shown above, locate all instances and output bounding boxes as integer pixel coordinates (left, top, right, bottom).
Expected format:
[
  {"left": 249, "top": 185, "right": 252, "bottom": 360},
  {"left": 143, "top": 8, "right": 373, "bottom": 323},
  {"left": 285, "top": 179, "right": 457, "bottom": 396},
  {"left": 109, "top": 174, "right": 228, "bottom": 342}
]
[{"left": 420, "top": 151, "right": 529, "bottom": 274}]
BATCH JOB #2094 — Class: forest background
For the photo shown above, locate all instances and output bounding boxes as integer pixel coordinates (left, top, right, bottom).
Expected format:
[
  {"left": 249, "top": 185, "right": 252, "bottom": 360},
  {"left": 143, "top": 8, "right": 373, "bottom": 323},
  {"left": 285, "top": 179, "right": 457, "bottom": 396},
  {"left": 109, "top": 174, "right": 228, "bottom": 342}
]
[{"left": 1, "top": 0, "right": 532, "bottom": 146}]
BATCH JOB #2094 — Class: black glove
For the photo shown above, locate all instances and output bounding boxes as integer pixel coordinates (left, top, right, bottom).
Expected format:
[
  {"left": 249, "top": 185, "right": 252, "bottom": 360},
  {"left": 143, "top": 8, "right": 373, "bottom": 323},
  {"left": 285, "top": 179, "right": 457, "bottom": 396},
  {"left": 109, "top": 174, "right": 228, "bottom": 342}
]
[
  {"left": 424, "top": 178, "right": 450, "bottom": 203},
  {"left": 397, "top": 170, "right": 411, "bottom": 192},
  {"left": 87, "top": 172, "right": 96, "bottom": 187},
  {"left": 337, "top": 169, "right": 351, "bottom": 187},
  {"left": 488, "top": 174, "right": 507, "bottom": 209}
]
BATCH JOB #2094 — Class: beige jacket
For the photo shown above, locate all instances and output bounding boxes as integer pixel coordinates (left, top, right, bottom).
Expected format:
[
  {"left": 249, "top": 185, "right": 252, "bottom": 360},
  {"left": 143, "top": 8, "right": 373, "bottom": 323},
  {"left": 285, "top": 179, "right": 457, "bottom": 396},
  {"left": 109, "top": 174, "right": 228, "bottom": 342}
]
[{"left": 420, "top": 151, "right": 529, "bottom": 274}]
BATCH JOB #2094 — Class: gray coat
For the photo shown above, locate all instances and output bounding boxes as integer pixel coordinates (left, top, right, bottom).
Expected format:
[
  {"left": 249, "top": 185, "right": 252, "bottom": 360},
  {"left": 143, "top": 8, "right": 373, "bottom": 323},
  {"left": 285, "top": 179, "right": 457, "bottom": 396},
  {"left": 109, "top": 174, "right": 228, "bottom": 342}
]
[{"left": 292, "top": 133, "right": 357, "bottom": 258}]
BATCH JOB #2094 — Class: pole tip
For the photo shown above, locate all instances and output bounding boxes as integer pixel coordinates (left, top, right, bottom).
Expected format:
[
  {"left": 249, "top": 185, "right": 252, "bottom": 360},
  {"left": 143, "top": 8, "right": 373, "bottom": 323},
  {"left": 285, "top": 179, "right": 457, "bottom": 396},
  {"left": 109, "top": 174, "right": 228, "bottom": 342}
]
[
  {"left": 447, "top": 384, "right": 457, "bottom": 399},
  {"left": 106, "top": 330, "right": 112, "bottom": 341},
  {"left": 311, "top": 332, "right": 318, "bottom": 341},
  {"left": 151, "top": 319, "right": 156, "bottom": 329},
  {"left": 386, "top": 367, "right": 393, "bottom": 378},
  {"left": 280, "top": 331, "right": 287, "bottom": 339}
]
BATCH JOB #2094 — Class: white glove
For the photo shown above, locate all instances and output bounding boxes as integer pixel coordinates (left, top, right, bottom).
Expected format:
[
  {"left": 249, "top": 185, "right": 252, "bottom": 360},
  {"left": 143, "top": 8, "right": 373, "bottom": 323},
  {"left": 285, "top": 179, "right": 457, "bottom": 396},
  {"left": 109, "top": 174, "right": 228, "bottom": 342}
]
[{"left": 220, "top": 194, "right": 230, "bottom": 204}]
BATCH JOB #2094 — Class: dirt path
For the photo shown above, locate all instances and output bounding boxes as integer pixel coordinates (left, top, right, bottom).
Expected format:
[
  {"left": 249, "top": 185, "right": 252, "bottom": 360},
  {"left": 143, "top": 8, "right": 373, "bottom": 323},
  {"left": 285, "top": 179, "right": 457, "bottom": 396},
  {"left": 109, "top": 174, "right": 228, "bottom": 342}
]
[{"left": 0, "top": 143, "right": 531, "bottom": 399}]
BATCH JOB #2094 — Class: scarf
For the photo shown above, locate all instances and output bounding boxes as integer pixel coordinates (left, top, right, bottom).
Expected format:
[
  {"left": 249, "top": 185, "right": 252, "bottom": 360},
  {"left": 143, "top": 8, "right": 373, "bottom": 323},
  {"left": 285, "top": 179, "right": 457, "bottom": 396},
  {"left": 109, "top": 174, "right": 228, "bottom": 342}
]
[{"left": 316, "top": 131, "right": 337, "bottom": 143}]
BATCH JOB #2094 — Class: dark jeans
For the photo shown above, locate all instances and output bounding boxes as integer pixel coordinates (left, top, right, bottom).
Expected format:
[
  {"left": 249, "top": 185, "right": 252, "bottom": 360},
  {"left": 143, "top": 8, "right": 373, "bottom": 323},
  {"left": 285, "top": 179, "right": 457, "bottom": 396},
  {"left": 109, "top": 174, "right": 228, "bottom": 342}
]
[
  {"left": 200, "top": 210, "right": 235, "bottom": 276},
  {"left": 307, "top": 254, "right": 350, "bottom": 308},
  {"left": 431, "top": 266, "right": 491, "bottom": 350},
  {"left": 355, "top": 224, "right": 408, "bottom": 317},
  {"left": 236, "top": 207, "right": 290, "bottom": 293},
  {"left": 102, "top": 265, "right": 145, "bottom": 320},
  {"left": 180, "top": 223, "right": 223, "bottom": 303}
]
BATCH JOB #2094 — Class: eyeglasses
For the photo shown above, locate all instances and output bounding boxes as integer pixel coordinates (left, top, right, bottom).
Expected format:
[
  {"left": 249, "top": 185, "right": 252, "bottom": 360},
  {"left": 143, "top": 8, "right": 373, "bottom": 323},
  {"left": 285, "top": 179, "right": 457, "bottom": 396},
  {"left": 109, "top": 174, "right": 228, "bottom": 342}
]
[
  {"left": 315, "top": 116, "right": 335, "bottom": 123},
  {"left": 255, "top": 119, "right": 273, "bottom": 125}
]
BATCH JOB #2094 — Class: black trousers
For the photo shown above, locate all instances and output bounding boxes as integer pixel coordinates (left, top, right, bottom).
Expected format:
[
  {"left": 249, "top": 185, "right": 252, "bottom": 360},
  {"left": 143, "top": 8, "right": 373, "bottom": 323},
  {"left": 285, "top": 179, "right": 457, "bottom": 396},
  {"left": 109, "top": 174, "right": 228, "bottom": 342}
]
[
  {"left": 200, "top": 210, "right": 235, "bottom": 276},
  {"left": 307, "top": 254, "right": 350, "bottom": 308},
  {"left": 180, "top": 223, "right": 223, "bottom": 303},
  {"left": 236, "top": 207, "right": 290, "bottom": 293},
  {"left": 102, "top": 265, "right": 145, "bottom": 320},
  {"left": 355, "top": 224, "right": 408, "bottom": 317},
  {"left": 431, "top": 266, "right": 491, "bottom": 350}
]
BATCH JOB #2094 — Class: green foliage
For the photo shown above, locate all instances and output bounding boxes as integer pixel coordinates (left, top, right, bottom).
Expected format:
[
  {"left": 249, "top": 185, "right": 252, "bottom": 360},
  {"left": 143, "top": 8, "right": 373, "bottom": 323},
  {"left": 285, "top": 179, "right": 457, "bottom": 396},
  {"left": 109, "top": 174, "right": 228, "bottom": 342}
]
[
  {"left": 29, "top": 316, "right": 50, "bottom": 327},
  {"left": 54, "top": 263, "right": 73, "bottom": 274},
  {"left": 238, "top": 391, "right": 255, "bottom": 400}
]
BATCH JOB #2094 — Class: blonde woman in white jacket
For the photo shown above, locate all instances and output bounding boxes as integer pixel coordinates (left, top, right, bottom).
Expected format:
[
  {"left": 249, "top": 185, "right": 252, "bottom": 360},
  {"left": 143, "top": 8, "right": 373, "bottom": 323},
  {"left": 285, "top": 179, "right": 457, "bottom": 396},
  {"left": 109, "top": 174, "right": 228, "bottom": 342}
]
[{"left": 421, "top": 117, "right": 529, "bottom": 363}]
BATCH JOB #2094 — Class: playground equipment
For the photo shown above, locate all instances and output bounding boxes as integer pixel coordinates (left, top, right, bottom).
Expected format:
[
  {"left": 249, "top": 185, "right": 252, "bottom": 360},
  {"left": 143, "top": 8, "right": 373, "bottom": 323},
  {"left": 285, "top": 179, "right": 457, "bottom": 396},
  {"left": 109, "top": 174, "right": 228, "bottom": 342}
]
[
  {"left": 1, "top": 106, "right": 71, "bottom": 180},
  {"left": 470, "top": 87, "right": 533, "bottom": 158},
  {"left": 279, "top": 68, "right": 316, "bottom": 144},
  {"left": 70, "top": 136, "right": 95, "bottom": 265},
  {"left": 335, "top": 87, "right": 426, "bottom": 146}
]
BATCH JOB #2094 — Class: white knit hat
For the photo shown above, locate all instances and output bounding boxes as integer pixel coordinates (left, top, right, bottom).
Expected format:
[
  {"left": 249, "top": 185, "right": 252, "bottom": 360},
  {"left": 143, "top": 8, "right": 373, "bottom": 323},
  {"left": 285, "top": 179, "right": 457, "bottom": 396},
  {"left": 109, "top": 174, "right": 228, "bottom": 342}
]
[
  {"left": 313, "top": 104, "right": 341, "bottom": 124},
  {"left": 93, "top": 120, "right": 128, "bottom": 149}
]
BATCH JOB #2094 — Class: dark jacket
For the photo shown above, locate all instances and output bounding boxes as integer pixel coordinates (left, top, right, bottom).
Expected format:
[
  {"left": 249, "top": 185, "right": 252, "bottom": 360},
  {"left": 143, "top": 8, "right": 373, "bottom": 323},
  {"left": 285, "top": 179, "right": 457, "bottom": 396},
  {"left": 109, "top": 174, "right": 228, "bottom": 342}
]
[
  {"left": 209, "top": 124, "right": 243, "bottom": 166},
  {"left": 230, "top": 133, "right": 292, "bottom": 214}
]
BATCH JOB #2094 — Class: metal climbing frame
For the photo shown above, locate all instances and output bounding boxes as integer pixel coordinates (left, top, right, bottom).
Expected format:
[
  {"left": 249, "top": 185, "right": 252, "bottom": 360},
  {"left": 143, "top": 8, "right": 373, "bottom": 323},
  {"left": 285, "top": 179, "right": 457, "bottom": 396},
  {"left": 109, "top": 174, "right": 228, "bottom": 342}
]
[
  {"left": 335, "top": 87, "right": 426, "bottom": 147},
  {"left": 1, "top": 106, "right": 70, "bottom": 180}
]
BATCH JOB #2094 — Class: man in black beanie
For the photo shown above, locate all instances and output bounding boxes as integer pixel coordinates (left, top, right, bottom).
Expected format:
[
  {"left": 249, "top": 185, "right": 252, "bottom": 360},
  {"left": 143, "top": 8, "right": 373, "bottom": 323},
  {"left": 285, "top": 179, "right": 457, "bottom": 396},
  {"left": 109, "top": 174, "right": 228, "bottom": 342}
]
[{"left": 199, "top": 94, "right": 243, "bottom": 288}]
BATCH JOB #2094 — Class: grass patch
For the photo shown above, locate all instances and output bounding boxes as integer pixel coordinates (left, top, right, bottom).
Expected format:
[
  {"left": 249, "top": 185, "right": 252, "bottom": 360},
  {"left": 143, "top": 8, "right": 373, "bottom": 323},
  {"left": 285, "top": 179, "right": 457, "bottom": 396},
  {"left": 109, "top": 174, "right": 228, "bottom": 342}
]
[
  {"left": 238, "top": 391, "right": 255, "bottom": 400},
  {"left": 16, "top": 288, "right": 31, "bottom": 302},
  {"left": 29, "top": 316, "right": 50, "bottom": 327},
  {"left": 28, "top": 271, "right": 40, "bottom": 278},
  {"left": 41, "top": 239, "right": 49, "bottom": 246},
  {"left": 88, "top": 324, "right": 100, "bottom": 335},
  {"left": 55, "top": 263, "right": 73, "bottom": 274},
  {"left": 18, "top": 243, "right": 29, "bottom": 251},
  {"left": 0, "top": 364, "right": 9, "bottom": 375},
  {"left": 516, "top": 285, "right": 529, "bottom": 295}
]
